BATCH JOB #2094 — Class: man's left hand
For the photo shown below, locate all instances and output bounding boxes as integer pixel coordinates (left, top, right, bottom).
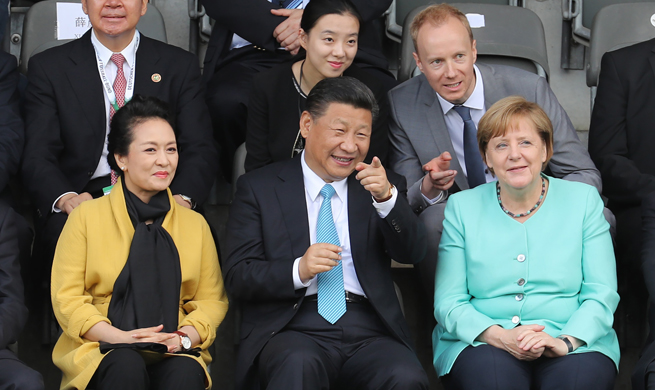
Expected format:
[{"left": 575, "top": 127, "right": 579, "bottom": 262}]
[{"left": 355, "top": 157, "right": 392, "bottom": 201}]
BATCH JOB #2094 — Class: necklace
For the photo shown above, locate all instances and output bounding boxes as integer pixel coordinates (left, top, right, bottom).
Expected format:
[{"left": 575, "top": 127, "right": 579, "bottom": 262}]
[{"left": 496, "top": 174, "right": 546, "bottom": 218}]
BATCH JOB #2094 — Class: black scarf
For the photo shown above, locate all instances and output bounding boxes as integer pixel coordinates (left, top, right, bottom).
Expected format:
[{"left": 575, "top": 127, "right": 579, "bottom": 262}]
[{"left": 106, "top": 185, "right": 182, "bottom": 334}]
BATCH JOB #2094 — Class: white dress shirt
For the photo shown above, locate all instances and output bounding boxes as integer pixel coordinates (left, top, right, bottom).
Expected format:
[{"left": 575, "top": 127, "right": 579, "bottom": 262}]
[
  {"left": 435, "top": 64, "right": 495, "bottom": 184},
  {"left": 52, "top": 30, "right": 139, "bottom": 213},
  {"left": 292, "top": 151, "right": 398, "bottom": 296}
]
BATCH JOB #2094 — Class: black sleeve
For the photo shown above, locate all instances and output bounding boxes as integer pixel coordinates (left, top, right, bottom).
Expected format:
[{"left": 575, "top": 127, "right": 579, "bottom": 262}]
[
  {"left": 0, "top": 205, "right": 28, "bottom": 349},
  {"left": 0, "top": 53, "right": 22, "bottom": 193}
]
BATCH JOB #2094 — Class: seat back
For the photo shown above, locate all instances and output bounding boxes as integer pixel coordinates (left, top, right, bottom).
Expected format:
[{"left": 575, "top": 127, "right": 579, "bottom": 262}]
[
  {"left": 587, "top": 2, "right": 655, "bottom": 87},
  {"left": 386, "top": 0, "right": 518, "bottom": 41},
  {"left": 398, "top": 3, "right": 549, "bottom": 82},
  {"left": 20, "top": 0, "right": 167, "bottom": 74}
]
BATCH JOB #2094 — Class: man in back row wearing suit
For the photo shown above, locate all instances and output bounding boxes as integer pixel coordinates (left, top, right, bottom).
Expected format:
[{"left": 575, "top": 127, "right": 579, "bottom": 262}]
[
  {"left": 225, "top": 77, "right": 429, "bottom": 389},
  {"left": 586, "top": 37, "right": 655, "bottom": 388},
  {"left": 388, "top": 4, "right": 603, "bottom": 296},
  {"left": 21, "top": 0, "right": 217, "bottom": 278}
]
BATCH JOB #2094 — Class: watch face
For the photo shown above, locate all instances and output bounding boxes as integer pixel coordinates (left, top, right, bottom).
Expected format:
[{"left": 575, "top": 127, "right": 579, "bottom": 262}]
[{"left": 181, "top": 336, "right": 192, "bottom": 350}]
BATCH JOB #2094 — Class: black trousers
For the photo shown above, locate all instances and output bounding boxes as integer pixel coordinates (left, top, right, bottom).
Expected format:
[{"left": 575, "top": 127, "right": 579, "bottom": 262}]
[
  {"left": 441, "top": 344, "right": 616, "bottom": 390},
  {"left": 257, "top": 299, "right": 428, "bottom": 390},
  {"left": 88, "top": 348, "right": 205, "bottom": 390}
]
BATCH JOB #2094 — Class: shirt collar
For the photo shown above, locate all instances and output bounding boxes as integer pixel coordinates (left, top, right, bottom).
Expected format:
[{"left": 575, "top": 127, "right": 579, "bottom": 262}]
[
  {"left": 301, "top": 151, "right": 348, "bottom": 203},
  {"left": 436, "top": 64, "right": 485, "bottom": 115},
  {"left": 91, "top": 29, "right": 140, "bottom": 69}
]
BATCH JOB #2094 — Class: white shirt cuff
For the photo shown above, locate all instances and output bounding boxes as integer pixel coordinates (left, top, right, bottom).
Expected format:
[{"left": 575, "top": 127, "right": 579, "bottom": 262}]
[
  {"left": 372, "top": 185, "right": 398, "bottom": 218},
  {"left": 293, "top": 257, "right": 313, "bottom": 290},
  {"left": 419, "top": 179, "right": 446, "bottom": 205},
  {"left": 52, "top": 192, "right": 78, "bottom": 213}
]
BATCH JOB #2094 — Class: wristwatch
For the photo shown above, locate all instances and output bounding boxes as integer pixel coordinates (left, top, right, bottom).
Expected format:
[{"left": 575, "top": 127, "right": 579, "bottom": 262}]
[
  {"left": 556, "top": 335, "right": 574, "bottom": 353},
  {"left": 173, "top": 330, "right": 192, "bottom": 351},
  {"left": 178, "top": 194, "right": 196, "bottom": 209}
]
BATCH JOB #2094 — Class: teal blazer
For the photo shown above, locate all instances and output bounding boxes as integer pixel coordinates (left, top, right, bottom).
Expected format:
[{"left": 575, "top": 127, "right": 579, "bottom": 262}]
[{"left": 432, "top": 176, "right": 620, "bottom": 376}]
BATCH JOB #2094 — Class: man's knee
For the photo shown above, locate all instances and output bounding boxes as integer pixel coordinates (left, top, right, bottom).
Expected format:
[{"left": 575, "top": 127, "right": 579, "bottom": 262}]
[
  {"left": 377, "top": 360, "right": 429, "bottom": 390},
  {"left": 0, "top": 362, "right": 44, "bottom": 390},
  {"left": 258, "top": 332, "right": 333, "bottom": 386}
]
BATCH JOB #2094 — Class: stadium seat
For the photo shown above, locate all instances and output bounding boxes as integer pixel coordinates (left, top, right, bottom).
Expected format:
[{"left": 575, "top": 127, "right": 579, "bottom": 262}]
[
  {"left": 398, "top": 3, "right": 549, "bottom": 82},
  {"left": 20, "top": 0, "right": 167, "bottom": 74},
  {"left": 385, "top": 0, "right": 518, "bottom": 42},
  {"left": 587, "top": 2, "right": 655, "bottom": 88}
]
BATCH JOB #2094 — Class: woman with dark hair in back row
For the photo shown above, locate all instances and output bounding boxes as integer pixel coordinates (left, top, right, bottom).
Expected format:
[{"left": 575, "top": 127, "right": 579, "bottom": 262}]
[
  {"left": 244, "top": 0, "right": 390, "bottom": 173},
  {"left": 50, "top": 95, "right": 228, "bottom": 390}
]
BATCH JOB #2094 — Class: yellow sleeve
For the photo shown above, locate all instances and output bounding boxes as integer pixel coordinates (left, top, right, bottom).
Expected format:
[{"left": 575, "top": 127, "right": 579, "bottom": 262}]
[{"left": 51, "top": 204, "right": 110, "bottom": 342}]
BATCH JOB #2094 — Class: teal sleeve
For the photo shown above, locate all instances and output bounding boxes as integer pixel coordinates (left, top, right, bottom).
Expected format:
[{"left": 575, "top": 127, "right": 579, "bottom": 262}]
[
  {"left": 434, "top": 197, "right": 497, "bottom": 345},
  {"left": 560, "top": 187, "right": 619, "bottom": 345}
]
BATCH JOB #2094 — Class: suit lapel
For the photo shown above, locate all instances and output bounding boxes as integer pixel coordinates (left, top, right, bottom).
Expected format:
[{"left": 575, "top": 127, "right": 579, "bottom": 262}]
[
  {"left": 479, "top": 63, "right": 505, "bottom": 110},
  {"left": 66, "top": 31, "right": 105, "bottom": 139},
  {"left": 347, "top": 174, "right": 372, "bottom": 277},
  {"left": 133, "top": 36, "right": 162, "bottom": 96},
  {"left": 649, "top": 44, "right": 655, "bottom": 83},
  {"left": 276, "top": 158, "right": 311, "bottom": 260},
  {"left": 418, "top": 75, "right": 467, "bottom": 190}
]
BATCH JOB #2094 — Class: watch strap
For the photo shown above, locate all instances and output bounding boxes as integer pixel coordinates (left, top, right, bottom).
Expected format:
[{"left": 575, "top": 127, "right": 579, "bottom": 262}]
[
  {"left": 173, "top": 330, "right": 191, "bottom": 351},
  {"left": 557, "top": 336, "right": 574, "bottom": 353}
]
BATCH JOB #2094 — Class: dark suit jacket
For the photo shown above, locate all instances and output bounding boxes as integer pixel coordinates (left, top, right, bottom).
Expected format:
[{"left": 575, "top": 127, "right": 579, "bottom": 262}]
[
  {"left": 633, "top": 191, "right": 655, "bottom": 390},
  {"left": 245, "top": 63, "right": 389, "bottom": 172},
  {"left": 0, "top": 51, "right": 23, "bottom": 194},
  {"left": 21, "top": 30, "right": 217, "bottom": 217},
  {"left": 200, "top": 0, "right": 392, "bottom": 84},
  {"left": 589, "top": 38, "right": 655, "bottom": 211},
  {"left": 0, "top": 203, "right": 28, "bottom": 350},
  {"left": 224, "top": 155, "right": 426, "bottom": 389}
]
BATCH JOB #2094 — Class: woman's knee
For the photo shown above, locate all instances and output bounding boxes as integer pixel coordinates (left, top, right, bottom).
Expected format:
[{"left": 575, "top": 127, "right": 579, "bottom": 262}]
[{"left": 92, "top": 349, "right": 149, "bottom": 390}]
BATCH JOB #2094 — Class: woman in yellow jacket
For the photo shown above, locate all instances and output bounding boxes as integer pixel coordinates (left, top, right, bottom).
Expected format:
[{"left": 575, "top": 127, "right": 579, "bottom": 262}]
[{"left": 51, "top": 95, "right": 228, "bottom": 390}]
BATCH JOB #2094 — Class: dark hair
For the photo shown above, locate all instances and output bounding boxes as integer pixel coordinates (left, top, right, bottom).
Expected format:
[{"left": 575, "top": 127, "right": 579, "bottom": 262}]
[
  {"left": 300, "top": 0, "right": 362, "bottom": 33},
  {"left": 107, "top": 94, "right": 173, "bottom": 174},
  {"left": 305, "top": 76, "right": 379, "bottom": 121}
]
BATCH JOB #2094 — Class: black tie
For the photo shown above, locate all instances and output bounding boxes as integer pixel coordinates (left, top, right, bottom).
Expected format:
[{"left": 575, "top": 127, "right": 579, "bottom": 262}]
[{"left": 452, "top": 105, "right": 486, "bottom": 188}]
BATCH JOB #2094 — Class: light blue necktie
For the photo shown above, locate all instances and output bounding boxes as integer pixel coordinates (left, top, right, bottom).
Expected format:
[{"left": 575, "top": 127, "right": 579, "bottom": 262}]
[
  {"left": 316, "top": 184, "right": 346, "bottom": 324},
  {"left": 279, "top": 0, "right": 303, "bottom": 9},
  {"left": 452, "top": 105, "right": 486, "bottom": 188}
]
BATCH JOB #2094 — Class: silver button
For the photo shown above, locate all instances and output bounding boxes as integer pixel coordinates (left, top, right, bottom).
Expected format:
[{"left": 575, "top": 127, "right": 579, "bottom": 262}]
[
  {"left": 515, "top": 294, "right": 524, "bottom": 301},
  {"left": 517, "top": 278, "right": 525, "bottom": 286},
  {"left": 517, "top": 254, "right": 526, "bottom": 262},
  {"left": 512, "top": 316, "right": 520, "bottom": 324},
  {"left": 293, "top": 303, "right": 298, "bottom": 309}
]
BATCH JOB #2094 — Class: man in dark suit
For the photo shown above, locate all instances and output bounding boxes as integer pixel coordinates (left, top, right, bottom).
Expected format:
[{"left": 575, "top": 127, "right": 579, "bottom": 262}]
[
  {"left": 0, "top": 202, "right": 44, "bottom": 390},
  {"left": 21, "top": 0, "right": 217, "bottom": 273},
  {"left": 588, "top": 37, "right": 655, "bottom": 351},
  {"left": 200, "top": 0, "right": 393, "bottom": 177},
  {"left": 225, "top": 77, "right": 428, "bottom": 390}
]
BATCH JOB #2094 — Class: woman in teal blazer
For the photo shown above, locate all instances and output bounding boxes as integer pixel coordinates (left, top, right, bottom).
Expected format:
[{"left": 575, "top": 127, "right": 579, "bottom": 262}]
[{"left": 433, "top": 96, "right": 619, "bottom": 389}]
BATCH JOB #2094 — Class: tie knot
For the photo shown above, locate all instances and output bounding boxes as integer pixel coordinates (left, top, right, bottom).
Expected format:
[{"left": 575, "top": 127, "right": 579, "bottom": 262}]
[
  {"left": 320, "top": 184, "right": 336, "bottom": 200},
  {"left": 452, "top": 105, "right": 472, "bottom": 121},
  {"left": 111, "top": 53, "right": 125, "bottom": 67}
]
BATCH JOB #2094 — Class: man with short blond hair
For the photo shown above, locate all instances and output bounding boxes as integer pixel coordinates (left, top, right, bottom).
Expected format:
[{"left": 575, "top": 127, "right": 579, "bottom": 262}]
[{"left": 388, "top": 3, "right": 601, "bottom": 295}]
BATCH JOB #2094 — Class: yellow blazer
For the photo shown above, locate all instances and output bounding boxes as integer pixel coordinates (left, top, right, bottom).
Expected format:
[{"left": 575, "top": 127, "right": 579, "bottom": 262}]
[{"left": 51, "top": 179, "right": 228, "bottom": 389}]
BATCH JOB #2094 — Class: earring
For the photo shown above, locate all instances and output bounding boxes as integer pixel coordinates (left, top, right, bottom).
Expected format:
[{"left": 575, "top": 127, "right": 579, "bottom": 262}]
[{"left": 120, "top": 167, "right": 125, "bottom": 171}]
